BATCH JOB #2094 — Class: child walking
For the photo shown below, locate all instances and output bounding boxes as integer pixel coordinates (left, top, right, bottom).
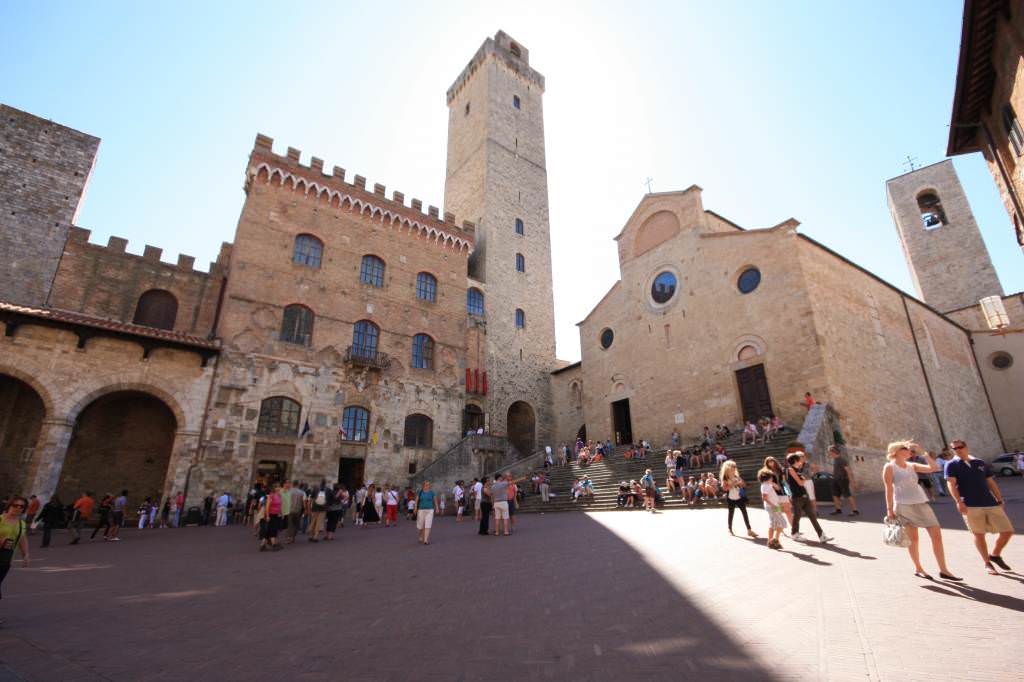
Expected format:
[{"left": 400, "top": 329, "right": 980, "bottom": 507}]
[{"left": 758, "top": 467, "right": 787, "bottom": 549}]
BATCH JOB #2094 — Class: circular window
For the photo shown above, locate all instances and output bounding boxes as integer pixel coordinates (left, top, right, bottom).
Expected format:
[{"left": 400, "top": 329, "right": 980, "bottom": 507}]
[
  {"left": 651, "top": 271, "right": 677, "bottom": 304},
  {"left": 738, "top": 267, "right": 761, "bottom": 294},
  {"left": 991, "top": 352, "right": 1013, "bottom": 370},
  {"left": 600, "top": 328, "right": 614, "bottom": 349}
]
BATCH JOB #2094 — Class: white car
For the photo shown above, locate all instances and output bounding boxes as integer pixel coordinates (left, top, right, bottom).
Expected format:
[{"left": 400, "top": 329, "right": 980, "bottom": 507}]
[{"left": 990, "top": 453, "right": 1023, "bottom": 477}]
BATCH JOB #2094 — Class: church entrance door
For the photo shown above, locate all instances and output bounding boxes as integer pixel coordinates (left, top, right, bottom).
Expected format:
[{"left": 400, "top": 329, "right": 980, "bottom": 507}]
[
  {"left": 736, "top": 364, "right": 773, "bottom": 424},
  {"left": 611, "top": 398, "right": 632, "bottom": 445}
]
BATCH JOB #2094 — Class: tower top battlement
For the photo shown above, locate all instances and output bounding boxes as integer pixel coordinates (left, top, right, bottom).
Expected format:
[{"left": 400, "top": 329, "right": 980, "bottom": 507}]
[{"left": 446, "top": 30, "right": 545, "bottom": 104}]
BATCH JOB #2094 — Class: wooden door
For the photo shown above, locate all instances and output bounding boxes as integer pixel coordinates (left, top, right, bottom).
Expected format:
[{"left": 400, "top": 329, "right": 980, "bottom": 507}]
[{"left": 736, "top": 364, "right": 773, "bottom": 423}]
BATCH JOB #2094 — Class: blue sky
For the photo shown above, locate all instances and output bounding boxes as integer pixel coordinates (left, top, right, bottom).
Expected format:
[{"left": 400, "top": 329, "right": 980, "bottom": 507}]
[{"left": 2, "top": 1, "right": 1020, "bottom": 361}]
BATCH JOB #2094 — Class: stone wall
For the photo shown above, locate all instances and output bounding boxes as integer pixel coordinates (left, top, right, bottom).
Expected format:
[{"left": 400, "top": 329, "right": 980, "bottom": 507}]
[
  {"left": 795, "top": 237, "right": 1002, "bottom": 459},
  {"left": 947, "top": 292, "right": 1024, "bottom": 450},
  {"left": 197, "top": 139, "right": 473, "bottom": 493},
  {"left": 0, "top": 104, "right": 99, "bottom": 306},
  {"left": 886, "top": 160, "right": 1003, "bottom": 313},
  {"left": 443, "top": 32, "right": 556, "bottom": 452},
  {"left": 0, "top": 323, "right": 213, "bottom": 505},
  {"left": 577, "top": 190, "right": 828, "bottom": 449},
  {"left": 48, "top": 227, "right": 228, "bottom": 336},
  {"left": 550, "top": 363, "right": 583, "bottom": 449}
]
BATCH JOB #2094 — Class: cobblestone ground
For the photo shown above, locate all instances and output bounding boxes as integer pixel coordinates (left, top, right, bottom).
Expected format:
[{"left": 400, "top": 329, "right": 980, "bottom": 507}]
[{"left": 0, "top": 480, "right": 1022, "bottom": 681}]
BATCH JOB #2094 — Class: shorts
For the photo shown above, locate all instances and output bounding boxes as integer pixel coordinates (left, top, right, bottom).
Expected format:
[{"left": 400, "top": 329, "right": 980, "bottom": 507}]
[
  {"left": 831, "top": 478, "right": 852, "bottom": 498},
  {"left": 895, "top": 501, "right": 939, "bottom": 528},
  {"left": 416, "top": 509, "right": 434, "bottom": 530},
  {"left": 456, "top": 499, "right": 465, "bottom": 513},
  {"left": 112, "top": 511, "right": 124, "bottom": 525},
  {"left": 474, "top": 500, "right": 481, "bottom": 512},
  {"left": 267, "top": 515, "right": 281, "bottom": 538},
  {"left": 964, "top": 506, "right": 1014, "bottom": 534},
  {"left": 765, "top": 506, "right": 787, "bottom": 529},
  {"left": 493, "top": 501, "right": 510, "bottom": 520}
]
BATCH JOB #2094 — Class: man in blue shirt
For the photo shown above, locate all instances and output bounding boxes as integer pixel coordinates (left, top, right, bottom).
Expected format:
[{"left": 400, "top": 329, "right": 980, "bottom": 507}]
[{"left": 945, "top": 439, "right": 1014, "bottom": 575}]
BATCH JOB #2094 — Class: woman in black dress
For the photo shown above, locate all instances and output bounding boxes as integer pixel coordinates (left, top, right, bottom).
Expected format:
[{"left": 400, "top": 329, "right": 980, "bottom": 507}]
[{"left": 361, "top": 484, "right": 380, "bottom": 526}]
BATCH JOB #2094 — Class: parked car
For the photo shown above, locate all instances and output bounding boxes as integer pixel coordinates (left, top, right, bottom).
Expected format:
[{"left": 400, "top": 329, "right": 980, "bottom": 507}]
[{"left": 990, "top": 453, "right": 1023, "bottom": 477}]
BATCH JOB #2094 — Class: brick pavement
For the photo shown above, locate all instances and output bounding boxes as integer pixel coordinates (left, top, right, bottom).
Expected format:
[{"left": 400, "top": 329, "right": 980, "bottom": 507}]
[{"left": 0, "top": 480, "right": 1021, "bottom": 681}]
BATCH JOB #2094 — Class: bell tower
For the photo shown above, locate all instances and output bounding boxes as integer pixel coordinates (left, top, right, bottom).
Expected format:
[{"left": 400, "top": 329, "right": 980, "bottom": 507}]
[
  {"left": 444, "top": 31, "right": 556, "bottom": 453},
  {"left": 887, "top": 159, "right": 1003, "bottom": 313}
]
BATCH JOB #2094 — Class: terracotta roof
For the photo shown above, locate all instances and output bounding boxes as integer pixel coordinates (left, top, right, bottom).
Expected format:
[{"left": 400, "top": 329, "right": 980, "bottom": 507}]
[{"left": 0, "top": 300, "right": 220, "bottom": 349}]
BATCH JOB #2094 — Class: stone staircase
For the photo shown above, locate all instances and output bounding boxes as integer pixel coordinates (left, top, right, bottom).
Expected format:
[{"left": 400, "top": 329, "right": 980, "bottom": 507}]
[{"left": 514, "top": 429, "right": 799, "bottom": 513}]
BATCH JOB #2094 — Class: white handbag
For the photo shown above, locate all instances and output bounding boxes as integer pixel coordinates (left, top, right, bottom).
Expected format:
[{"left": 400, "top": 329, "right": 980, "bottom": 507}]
[{"left": 883, "top": 516, "right": 911, "bottom": 548}]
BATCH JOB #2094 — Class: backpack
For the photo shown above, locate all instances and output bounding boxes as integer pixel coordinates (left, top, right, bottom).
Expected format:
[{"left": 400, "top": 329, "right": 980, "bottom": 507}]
[{"left": 315, "top": 489, "right": 327, "bottom": 506}]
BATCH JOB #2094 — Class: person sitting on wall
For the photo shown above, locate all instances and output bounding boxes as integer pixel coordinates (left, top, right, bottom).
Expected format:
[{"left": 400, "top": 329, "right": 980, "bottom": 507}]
[
  {"left": 571, "top": 478, "right": 583, "bottom": 503},
  {"left": 705, "top": 472, "right": 721, "bottom": 499},
  {"left": 688, "top": 449, "right": 702, "bottom": 470},
  {"left": 580, "top": 476, "right": 595, "bottom": 499},
  {"left": 715, "top": 445, "right": 729, "bottom": 467},
  {"left": 617, "top": 481, "right": 630, "bottom": 507},
  {"left": 630, "top": 480, "right": 644, "bottom": 508}
]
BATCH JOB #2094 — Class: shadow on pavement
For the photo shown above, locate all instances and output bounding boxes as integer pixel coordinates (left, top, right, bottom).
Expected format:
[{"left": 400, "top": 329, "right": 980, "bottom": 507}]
[{"left": 921, "top": 581, "right": 1024, "bottom": 614}]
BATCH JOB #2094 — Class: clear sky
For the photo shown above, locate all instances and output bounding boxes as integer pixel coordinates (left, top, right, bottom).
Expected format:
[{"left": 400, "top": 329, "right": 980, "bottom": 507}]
[{"left": 2, "top": 1, "right": 1020, "bottom": 361}]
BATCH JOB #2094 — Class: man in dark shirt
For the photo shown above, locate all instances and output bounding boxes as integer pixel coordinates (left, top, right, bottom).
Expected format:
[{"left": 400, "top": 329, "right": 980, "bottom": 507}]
[
  {"left": 828, "top": 445, "right": 859, "bottom": 516},
  {"left": 786, "top": 452, "right": 832, "bottom": 544},
  {"left": 945, "top": 439, "right": 1014, "bottom": 575}
]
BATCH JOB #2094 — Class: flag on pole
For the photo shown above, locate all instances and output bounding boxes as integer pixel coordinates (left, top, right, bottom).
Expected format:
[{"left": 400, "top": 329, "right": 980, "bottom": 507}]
[{"left": 301, "top": 418, "right": 311, "bottom": 437}]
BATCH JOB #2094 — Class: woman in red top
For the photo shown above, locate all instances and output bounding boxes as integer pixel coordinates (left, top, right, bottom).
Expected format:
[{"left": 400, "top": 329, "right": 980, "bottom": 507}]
[{"left": 261, "top": 484, "right": 283, "bottom": 552}]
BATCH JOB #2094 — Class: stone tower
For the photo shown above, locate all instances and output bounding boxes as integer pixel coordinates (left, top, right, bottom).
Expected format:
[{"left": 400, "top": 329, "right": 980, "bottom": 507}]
[
  {"left": 444, "top": 31, "right": 556, "bottom": 454},
  {"left": 0, "top": 104, "right": 100, "bottom": 306},
  {"left": 887, "top": 159, "right": 1003, "bottom": 313}
]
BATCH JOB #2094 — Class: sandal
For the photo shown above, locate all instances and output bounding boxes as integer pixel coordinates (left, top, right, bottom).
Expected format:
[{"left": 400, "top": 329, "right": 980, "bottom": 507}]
[{"left": 914, "top": 571, "right": 933, "bottom": 580}]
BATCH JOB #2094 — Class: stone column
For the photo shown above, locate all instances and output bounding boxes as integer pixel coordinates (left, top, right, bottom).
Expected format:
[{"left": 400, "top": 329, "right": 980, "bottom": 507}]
[
  {"left": 26, "top": 418, "right": 75, "bottom": 501},
  {"left": 161, "top": 430, "right": 201, "bottom": 508}
]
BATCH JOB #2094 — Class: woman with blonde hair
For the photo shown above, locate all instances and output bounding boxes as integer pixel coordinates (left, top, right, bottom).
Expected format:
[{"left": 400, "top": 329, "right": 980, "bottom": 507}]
[
  {"left": 720, "top": 460, "right": 756, "bottom": 538},
  {"left": 883, "top": 440, "right": 961, "bottom": 581}
]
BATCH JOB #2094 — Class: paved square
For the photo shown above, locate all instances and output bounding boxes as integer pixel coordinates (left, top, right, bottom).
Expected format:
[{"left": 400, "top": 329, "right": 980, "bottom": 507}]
[{"left": 1, "top": 481, "right": 1021, "bottom": 681}]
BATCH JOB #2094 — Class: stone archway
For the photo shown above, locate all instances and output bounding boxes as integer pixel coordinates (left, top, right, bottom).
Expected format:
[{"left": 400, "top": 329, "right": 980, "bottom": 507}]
[
  {"left": 57, "top": 391, "right": 177, "bottom": 504},
  {"left": 0, "top": 374, "right": 46, "bottom": 495},
  {"left": 507, "top": 401, "right": 536, "bottom": 455}
]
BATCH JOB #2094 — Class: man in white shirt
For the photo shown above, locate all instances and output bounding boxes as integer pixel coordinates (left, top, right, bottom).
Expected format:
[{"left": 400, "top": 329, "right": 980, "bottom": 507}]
[
  {"left": 472, "top": 478, "right": 483, "bottom": 521},
  {"left": 453, "top": 482, "right": 465, "bottom": 521}
]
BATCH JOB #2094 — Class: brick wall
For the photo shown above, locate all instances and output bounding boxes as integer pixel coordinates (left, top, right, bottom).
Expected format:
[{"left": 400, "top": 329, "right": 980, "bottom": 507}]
[
  {"left": 48, "top": 227, "right": 228, "bottom": 336},
  {"left": 0, "top": 104, "right": 99, "bottom": 305}
]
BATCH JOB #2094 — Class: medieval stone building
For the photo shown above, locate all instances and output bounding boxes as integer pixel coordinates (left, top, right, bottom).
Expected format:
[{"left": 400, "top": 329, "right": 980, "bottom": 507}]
[{"left": 0, "top": 20, "right": 1019, "bottom": 506}]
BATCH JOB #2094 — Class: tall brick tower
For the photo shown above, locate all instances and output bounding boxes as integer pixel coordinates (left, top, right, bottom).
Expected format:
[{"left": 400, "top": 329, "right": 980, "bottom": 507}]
[
  {"left": 444, "top": 31, "right": 555, "bottom": 454},
  {"left": 887, "top": 159, "right": 1003, "bottom": 313},
  {"left": 0, "top": 104, "right": 100, "bottom": 306}
]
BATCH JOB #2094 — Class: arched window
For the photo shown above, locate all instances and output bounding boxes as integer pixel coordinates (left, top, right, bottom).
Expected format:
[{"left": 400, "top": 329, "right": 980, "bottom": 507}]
[
  {"left": 352, "top": 320, "right": 379, "bottom": 358},
  {"left": 467, "top": 288, "right": 485, "bottom": 316},
  {"left": 257, "top": 396, "right": 301, "bottom": 435},
  {"left": 280, "top": 304, "right": 314, "bottom": 345},
  {"left": 412, "top": 334, "right": 434, "bottom": 369},
  {"left": 293, "top": 234, "right": 323, "bottom": 268},
  {"left": 360, "top": 255, "right": 385, "bottom": 287},
  {"left": 515, "top": 308, "right": 525, "bottom": 329},
  {"left": 341, "top": 406, "right": 369, "bottom": 442},
  {"left": 917, "top": 192, "right": 947, "bottom": 229},
  {"left": 1003, "top": 104, "right": 1024, "bottom": 157},
  {"left": 416, "top": 272, "right": 437, "bottom": 303},
  {"left": 132, "top": 289, "right": 178, "bottom": 330},
  {"left": 403, "top": 413, "right": 434, "bottom": 448},
  {"left": 515, "top": 218, "right": 524, "bottom": 235},
  {"left": 515, "top": 253, "right": 525, "bottom": 272}
]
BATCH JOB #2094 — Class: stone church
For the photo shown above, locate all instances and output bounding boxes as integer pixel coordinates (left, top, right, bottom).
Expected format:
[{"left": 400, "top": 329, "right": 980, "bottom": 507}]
[{"left": 0, "top": 24, "right": 1019, "bottom": 506}]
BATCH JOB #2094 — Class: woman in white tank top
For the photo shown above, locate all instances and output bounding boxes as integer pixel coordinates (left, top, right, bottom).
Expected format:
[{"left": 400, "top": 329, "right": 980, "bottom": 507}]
[{"left": 883, "top": 441, "right": 960, "bottom": 581}]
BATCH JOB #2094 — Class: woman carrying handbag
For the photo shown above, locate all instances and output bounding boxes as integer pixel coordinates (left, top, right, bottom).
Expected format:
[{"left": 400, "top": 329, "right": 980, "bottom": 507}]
[{"left": 883, "top": 440, "right": 960, "bottom": 581}]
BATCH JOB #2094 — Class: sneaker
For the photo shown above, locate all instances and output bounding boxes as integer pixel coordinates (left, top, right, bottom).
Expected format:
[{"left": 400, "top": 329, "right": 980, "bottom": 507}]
[
  {"left": 818, "top": 534, "right": 833, "bottom": 543},
  {"left": 791, "top": 532, "right": 806, "bottom": 541},
  {"left": 828, "top": 510, "right": 843, "bottom": 516},
  {"left": 848, "top": 510, "right": 860, "bottom": 516},
  {"left": 990, "top": 555, "right": 1012, "bottom": 571}
]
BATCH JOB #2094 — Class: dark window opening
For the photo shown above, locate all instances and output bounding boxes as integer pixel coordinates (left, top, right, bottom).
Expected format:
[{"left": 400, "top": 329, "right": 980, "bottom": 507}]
[
  {"left": 352, "top": 320, "right": 380, "bottom": 358},
  {"left": 132, "top": 289, "right": 178, "bottom": 330},
  {"left": 341, "top": 406, "right": 369, "bottom": 442},
  {"left": 515, "top": 218, "right": 524, "bottom": 235},
  {"left": 403, "top": 413, "right": 433, "bottom": 448},
  {"left": 600, "top": 328, "right": 614, "bottom": 349},
  {"left": 516, "top": 253, "right": 525, "bottom": 272},
  {"left": 515, "top": 308, "right": 525, "bottom": 329},
  {"left": 917, "top": 192, "right": 947, "bottom": 229},
  {"left": 1003, "top": 104, "right": 1024, "bottom": 157},
  {"left": 468, "top": 288, "right": 485, "bottom": 316},
  {"left": 651, "top": 271, "right": 677, "bottom": 304},
  {"left": 360, "top": 255, "right": 385, "bottom": 286},
  {"left": 513, "top": 95, "right": 521, "bottom": 109},
  {"left": 280, "top": 304, "right": 314, "bottom": 345},
  {"left": 293, "top": 234, "right": 323, "bottom": 268},
  {"left": 737, "top": 267, "right": 762, "bottom": 294},
  {"left": 412, "top": 334, "right": 434, "bottom": 370},
  {"left": 258, "top": 396, "right": 301, "bottom": 435}
]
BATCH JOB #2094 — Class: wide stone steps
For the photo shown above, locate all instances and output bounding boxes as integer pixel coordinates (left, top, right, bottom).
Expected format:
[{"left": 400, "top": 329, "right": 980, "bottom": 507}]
[{"left": 514, "top": 430, "right": 799, "bottom": 513}]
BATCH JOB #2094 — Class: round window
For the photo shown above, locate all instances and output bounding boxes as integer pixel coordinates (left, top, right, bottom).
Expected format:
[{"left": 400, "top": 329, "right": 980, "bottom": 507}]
[
  {"left": 991, "top": 352, "right": 1013, "bottom": 370},
  {"left": 600, "top": 328, "right": 614, "bottom": 349},
  {"left": 738, "top": 267, "right": 761, "bottom": 294},
  {"left": 651, "top": 271, "right": 677, "bottom": 304}
]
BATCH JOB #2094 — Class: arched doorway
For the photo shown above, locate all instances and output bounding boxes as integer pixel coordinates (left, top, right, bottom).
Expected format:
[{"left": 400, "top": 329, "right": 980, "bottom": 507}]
[
  {"left": 576, "top": 424, "right": 587, "bottom": 442},
  {"left": 58, "top": 391, "right": 177, "bottom": 504},
  {"left": 0, "top": 375, "right": 46, "bottom": 495},
  {"left": 506, "top": 401, "right": 535, "bottom": 455},
  {"left": 463, "top": 404, "right": 484, "bottom": 434}
]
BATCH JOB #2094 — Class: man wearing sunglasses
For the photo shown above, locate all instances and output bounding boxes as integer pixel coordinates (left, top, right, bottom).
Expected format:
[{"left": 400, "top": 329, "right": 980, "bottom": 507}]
[{"left": 945, "top": 440, "right": 1014, "bottom": 575}]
